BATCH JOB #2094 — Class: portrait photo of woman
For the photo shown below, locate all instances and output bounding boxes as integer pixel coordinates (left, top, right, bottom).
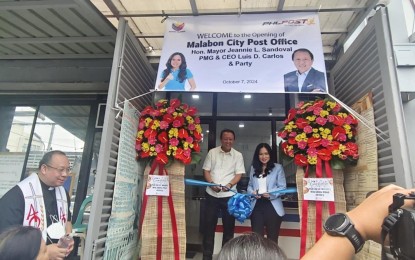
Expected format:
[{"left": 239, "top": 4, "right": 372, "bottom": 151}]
[{"left": 157, "top": 52, "right": 196, "bottom": 91}]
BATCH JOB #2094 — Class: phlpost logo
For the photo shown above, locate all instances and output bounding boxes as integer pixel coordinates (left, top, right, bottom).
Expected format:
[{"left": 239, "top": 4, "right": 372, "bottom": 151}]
[
  {"left": 171, "top": 21, "right": 185, "bottom": 32},
  {"left": 262, "top": 17, "right": 316, "bottom": 26}
]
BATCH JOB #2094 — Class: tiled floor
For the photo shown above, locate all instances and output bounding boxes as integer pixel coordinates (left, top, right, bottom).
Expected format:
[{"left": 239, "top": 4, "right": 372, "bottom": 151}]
[
  {"left": 186, "top": 253, "right": 218, "bottom": 260},
  {"left": 186, "top": 226, "right": 204, "bottom": 259}
]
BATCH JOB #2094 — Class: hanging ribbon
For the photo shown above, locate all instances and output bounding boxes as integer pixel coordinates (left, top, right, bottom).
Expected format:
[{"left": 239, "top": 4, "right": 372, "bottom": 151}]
[
  {"left": 138, "top": 161, "right": 158, "bottom": 241},
  {"left": 299, "top": 159, "right": 339, "bottom": 258},
  {"left": 138, "top": 161, "right": 180, "bottom": 260},
  {"left": 300, "top": 165, "right": 309, "bottom": 258},
  {"left": 315, "top": 158, "right": 323, "bottom": 241},
  {"left": 325, "top": 160, "right": 336, "bottom": 215},
  {"left": 156, "top": 163, "right": 163, "bottom": 260},
  {"left": 166, "top": 169, "right": 180, "bottom": 260}
]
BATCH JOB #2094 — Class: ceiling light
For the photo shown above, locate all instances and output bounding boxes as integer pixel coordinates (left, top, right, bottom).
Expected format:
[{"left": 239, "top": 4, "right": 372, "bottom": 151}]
[
  {"left": 146, "top": 46, "right": 154, "bottom": 53},
  {"left": 206, "top": 130, "right": 209, "bottom": 133},
  {"left": 192, "top": 94, "right": 199, "bottom": 99},
  {"left": 244, "top": 94, "right": 251, "bottom": 99},
  {"left": 268, "top": 107, "right": 273, "bottom": 116},
  {"left": 239, "top": 123, "right": 245, "bottom": 128}
]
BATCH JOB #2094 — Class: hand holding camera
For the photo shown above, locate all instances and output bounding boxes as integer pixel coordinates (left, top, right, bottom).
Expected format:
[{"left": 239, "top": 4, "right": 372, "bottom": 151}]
[{"left": 303, "top": 184, "right": 415, "bottom": 260}]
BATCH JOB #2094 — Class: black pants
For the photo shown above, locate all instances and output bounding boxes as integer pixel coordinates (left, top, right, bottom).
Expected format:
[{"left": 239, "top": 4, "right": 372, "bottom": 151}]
[
  {"left": 250, "top": 198, "right": 283, "bottom": 244},
  {"left": 202, "top": 192, "right": 235, "bottom": 260}
]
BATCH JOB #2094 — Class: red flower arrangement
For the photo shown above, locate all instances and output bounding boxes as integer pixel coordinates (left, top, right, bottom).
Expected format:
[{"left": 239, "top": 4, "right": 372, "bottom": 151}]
[
  {"left": 136, "top": 98, "right": 203, "bottom": 165},
  {"left": 278, "top": 99, "right": 359, "bottom": 169}
]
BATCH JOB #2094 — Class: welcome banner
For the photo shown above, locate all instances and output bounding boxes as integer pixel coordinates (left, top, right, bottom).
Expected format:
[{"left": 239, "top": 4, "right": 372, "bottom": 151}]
[{"left": 155, "top": 13, "right": 327, "bottom": 93}]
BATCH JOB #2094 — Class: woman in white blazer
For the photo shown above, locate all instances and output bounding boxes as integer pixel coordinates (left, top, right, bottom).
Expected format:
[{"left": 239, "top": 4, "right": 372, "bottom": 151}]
[{"left": 247, "top": 143, "right": 287, "bottom": 244}]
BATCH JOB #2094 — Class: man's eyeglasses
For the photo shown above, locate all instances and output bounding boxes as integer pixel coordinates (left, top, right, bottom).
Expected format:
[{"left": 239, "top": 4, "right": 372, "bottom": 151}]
[{"left": 45, "top": 164, "right": 72, "bottom": 174}]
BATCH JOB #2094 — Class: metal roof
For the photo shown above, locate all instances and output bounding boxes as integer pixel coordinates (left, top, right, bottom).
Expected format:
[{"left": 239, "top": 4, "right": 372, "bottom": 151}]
[
  {"left": 0, "top": 0, "right": 117, "bottom": 59},
  {"left": 0, "top": 0, "right": 385, "bottom": 68},
  {"left": 91, "top": 0, "right": 384, "bottom": 68}
]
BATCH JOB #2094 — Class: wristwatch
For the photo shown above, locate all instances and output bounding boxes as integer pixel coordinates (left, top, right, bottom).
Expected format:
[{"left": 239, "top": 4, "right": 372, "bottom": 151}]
[{"left": 323, "top": 213, "right": 365, "bottom": 253}]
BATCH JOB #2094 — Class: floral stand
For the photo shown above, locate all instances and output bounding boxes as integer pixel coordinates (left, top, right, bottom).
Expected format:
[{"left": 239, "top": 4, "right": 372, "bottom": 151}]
[
  {"left": 139, "top": 160, "right": 186, "bottom": 260},
  {"left": 277, "top": 99, "right": 359, "bottom": 257},
  {"left": 135, "top": 98, "right": 203, "bottom": 259},
  {"left": 296, "top": 163, "right": 346, "bottom": 256}
]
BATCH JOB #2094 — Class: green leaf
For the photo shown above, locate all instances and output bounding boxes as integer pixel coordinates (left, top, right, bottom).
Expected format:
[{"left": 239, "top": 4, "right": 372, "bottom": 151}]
[
  {"left": 190, "top": 152, "right": 202, "bottom": 165},
  {"left": 330, "top": 159, "right": 345, "bottom": 170}
]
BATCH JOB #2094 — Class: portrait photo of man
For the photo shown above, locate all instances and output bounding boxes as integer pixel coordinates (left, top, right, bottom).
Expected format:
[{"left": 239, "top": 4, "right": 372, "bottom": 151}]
[{"left": 284, "top": 48, "right": 327, "bottom": 93}]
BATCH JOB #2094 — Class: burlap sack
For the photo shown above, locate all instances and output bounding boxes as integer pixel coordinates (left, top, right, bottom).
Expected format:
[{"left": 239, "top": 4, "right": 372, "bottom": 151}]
[
  {"left": 296, "top": 166, "right": 346, "bottom": 252},
  {"left": 140, "top": 160, "right": 186, "bottom": 260}
]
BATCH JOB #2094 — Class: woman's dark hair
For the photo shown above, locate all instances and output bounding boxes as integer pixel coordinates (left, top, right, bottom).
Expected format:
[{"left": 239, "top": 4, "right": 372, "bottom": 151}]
[
  {"left": 218, "top": 232, "right": 287, "bottom": 260},
  {"left": 162, "top": 52, "right": 188, "bottom": 83},
  {"left": 0, "top": 226, "right": 42, "bottom": 260},
  {"left": 38, "top": 150, "right": 67, "bottom": 169},
  {"left": 252, "top": 143, "right": 275, "bottom": 178}
]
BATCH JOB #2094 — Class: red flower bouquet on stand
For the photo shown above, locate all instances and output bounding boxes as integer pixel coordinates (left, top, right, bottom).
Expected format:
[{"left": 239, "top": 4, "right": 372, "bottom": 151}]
[
  {"left": 279, "top": 99, "right": 359, "bottom": 169},
  {"left": 136, "top": 98, "right": 203, "bottom": 165},
  {"left": 136, "top": 98, "right": 203, "bottom": 260},
  {"left": 278, "top": 98, "right": 359, "bottom": 257}
]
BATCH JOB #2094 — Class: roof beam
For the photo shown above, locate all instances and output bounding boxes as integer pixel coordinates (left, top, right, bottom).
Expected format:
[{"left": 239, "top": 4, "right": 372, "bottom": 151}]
[
  {"left": 133, "top": 30, "right": 346, "bottom": 39},
  {"left": 0, "top": 0, "right": 77, "bottom": 10},
  {"left": 0, "top": 36, "right": 115, "bottom": 44},
  {"left": 103, "top": 0, "right": 120, "bottom": 18},
  {"left": 189, "top": 0, "right": 199, "bottom": 16},
  {"left": 104, "top": 7, "right": 365, "bottom": 18},
  {"left": 0, "top": 54, "right": 113, "bottom": 60},
  {"left": 277, "top": 0, "right": 285, "bottom": 11},
  {"left": 0, "top": 82, "right": 109, "bottom": 93}
]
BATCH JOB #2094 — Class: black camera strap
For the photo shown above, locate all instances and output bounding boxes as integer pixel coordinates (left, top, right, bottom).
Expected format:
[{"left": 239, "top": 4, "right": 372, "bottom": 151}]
[{"left": 381, "top": 210, "right": 401, "bottom": 259}]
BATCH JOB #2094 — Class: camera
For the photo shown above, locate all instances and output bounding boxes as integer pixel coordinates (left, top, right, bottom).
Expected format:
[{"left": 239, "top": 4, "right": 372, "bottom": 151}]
[{"left": 382, "top": 192, "right": 415, "bottom": 260}]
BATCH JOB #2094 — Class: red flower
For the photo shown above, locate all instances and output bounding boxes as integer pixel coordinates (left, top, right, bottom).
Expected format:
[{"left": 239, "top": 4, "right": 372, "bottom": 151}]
[
  {"left": 140, "top": 151, "right": 151, "bottom": 158},
  {"left": 156, "top": 152, "right": 169, "bottom": 164},
  {"left": 193, "top": 142, "right": 201, "bottom": 152},
  {"left": 295, "top": 118, "right": 309, "bottom": 129},
  {"left": 187, "top": 107, "right": 197, "bottom": 116},
  {"left": 158, "top": 132, "right": 168, "bottom": 143},
  {"left": 141, "top": 106, "right": 153, "bottom": 116},
  {"left": 170, "top": 99, "right": 181, "bottom": 108},
  {"left": 278, "top": 130, "right": 288, "bottom": 138},
  {"left": 327, "top": 141, "right": 340, "bottom": 152},
  {"left": 294, "top": 154, "right": 308, "bottom": 166},
  {"left": 317, "top": 149, "right": 332, "bottom": 161},
  {"left": 144, "top": 128, "right": 157, "bottom": 139},
  {"left": 307, "top": 137, "right": 321, "bottom": 148},
  {"left": 178, "top": 129, "right": 189, "bottom": 139},
  {"left": 314, "top": 100, "right": 325, "bottom": 108},
  {"left": 287, "top": 108, "right": 297, "bottom": 121},
  {"left": 163, "top": 114, "right": 174, "bottom": 124},
  {"left": 288, "top": 137, "right": 297, "bottom": 145},
  {"left": 136, "top": 99, "right": 203, "bottom": 165},
  {"left": 278, "top": 98, "right": 359, "bottom": 167},
  {"left": 332, "top": 115, "right": 346, "bottom": 126},
  {"left": 193, "top": 131, "right": 202, "bottom": 141},
  {"left": 155, "top": 99, "right": 168, "bottom": 108},
  {"left": 173, "top": 116, "right": 185, "bottom": 127},
  {"left": 281, "top": 142, "right": 294, "bottom": 157},
  {"left": 346, "top": 115, "right": 358, "bottom": 125},
  {"left": 344, "top": 142, "right": 359, "bottom": 156},
  {"left": 332, "top": 126, "right": 346, "bottom": 141}
]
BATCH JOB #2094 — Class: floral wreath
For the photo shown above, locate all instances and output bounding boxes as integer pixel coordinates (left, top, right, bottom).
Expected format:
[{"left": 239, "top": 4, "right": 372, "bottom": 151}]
[
  {"left": 278, "top": 99, "right": 359, "bottom": 169},
  {"left": 135, "top": 98, "right": 203, "bottom": 165}
]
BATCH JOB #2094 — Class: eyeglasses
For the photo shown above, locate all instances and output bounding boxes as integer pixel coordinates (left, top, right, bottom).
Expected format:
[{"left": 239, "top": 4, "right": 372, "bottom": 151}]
[{"left": 45, "top": 164, "right": 72, "bottom": 174}]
